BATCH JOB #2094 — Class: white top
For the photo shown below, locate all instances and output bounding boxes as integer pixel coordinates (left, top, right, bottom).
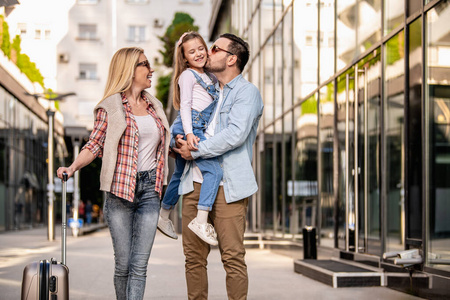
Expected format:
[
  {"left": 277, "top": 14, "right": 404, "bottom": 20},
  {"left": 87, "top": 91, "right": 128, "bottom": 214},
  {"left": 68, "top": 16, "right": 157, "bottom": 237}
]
[
  {"left": 179, "top": 69, "right": 214, "bottom": 135},
  {"left": 133, "top": 114, "right": 161, "bottom": 172},
  {"left": 193, "top": 88, "right": 224, "bottom": 185}
]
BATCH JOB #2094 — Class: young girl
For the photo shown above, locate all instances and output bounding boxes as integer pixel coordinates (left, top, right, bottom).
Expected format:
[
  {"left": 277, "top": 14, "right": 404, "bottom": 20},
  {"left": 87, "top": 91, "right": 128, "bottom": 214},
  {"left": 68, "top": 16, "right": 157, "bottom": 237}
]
[{"left": 157, "top": 31, "right": 222, "bottom": 246}]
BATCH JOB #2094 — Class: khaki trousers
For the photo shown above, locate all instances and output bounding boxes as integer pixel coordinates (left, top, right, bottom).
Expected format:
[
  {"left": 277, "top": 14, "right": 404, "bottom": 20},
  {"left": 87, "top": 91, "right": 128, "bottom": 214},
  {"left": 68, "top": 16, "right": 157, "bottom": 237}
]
[{"left": 182, "top": 182, "right": 248, "bottom": 300}]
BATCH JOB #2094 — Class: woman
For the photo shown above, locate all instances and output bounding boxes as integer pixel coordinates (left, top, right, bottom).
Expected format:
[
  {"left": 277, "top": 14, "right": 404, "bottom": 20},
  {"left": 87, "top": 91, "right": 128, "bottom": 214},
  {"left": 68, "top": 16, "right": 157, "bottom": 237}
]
[{"left": 56, "top": 47, "right": 170, "bottom": 300}]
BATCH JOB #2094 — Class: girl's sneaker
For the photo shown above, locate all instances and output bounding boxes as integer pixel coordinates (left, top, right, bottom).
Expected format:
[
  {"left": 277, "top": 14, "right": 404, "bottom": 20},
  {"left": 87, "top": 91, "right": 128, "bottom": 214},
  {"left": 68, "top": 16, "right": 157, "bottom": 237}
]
[
  {"left": 188, "top": 218, "right": 218, "bottom": 246},
  {"left": 157, "top": 216, "right": 178, "bottom": 240}
]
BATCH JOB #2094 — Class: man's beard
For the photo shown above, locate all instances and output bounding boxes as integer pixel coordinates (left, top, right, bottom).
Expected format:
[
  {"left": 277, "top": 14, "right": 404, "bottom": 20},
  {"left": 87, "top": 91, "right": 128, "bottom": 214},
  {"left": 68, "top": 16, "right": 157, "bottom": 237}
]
[{"left": 205, "top": 58, "right": 226, "bottom": 73}]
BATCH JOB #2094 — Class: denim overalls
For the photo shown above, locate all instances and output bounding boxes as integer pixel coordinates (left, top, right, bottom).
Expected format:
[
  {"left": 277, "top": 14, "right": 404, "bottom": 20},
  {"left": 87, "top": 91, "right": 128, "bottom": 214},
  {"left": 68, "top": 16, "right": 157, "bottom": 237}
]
[{"left": 162, "top": 69, "right": 223, "bottom": 211}]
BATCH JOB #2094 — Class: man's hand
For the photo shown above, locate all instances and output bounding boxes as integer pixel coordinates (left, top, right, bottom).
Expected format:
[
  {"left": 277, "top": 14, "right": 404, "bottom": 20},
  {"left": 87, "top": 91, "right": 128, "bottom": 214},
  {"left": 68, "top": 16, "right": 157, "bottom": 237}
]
[{"left": 172, "top": 136, "right": 194, "bottom": 160}]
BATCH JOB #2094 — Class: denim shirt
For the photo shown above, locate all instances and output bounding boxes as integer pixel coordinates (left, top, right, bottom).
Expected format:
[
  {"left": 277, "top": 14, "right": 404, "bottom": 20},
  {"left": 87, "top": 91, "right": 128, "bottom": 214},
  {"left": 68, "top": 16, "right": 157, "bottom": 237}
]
[{"left": 178, "top": 74, "right": 264, "bottom": 203}]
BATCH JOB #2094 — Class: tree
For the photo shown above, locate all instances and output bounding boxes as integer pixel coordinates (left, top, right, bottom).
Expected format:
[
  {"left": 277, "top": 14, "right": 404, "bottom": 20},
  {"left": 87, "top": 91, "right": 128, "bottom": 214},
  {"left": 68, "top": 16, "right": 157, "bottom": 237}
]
[
  {"left": 155, "top": 73, "right": 172, "bottom": 109},
  {"left": 158, "top": 12, "right": 199, "bottom": 68},
  {"left": 156, "top": 12, "right": 199, "bottom": 109}
]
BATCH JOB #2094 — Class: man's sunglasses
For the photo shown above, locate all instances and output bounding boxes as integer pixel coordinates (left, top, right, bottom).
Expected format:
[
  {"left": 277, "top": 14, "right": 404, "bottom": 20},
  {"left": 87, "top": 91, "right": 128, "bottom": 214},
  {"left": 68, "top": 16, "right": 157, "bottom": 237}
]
[
  {"left": 137, "top": 60, "right": 150, "bottom": 68},
  {"left": 210, "top": 44, "right": 235, "bottom": 56}
]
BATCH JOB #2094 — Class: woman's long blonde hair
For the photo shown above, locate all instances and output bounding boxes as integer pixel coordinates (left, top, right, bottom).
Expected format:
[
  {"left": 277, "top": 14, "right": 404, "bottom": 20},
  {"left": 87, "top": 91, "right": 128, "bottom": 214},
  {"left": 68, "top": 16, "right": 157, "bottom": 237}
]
[
  {"left": 172, "top": 31, "right": 208, "bottom": 110},
  {"left": 101, "top": 47, "right": 144, "bottom": 102}
]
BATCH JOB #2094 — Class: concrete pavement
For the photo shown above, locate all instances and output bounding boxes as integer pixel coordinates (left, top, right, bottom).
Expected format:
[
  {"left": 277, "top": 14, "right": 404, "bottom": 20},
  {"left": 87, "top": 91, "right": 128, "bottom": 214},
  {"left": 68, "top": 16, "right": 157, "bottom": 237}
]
[{"left": 0, "top": 226, "right": 424, "bottom": 299}]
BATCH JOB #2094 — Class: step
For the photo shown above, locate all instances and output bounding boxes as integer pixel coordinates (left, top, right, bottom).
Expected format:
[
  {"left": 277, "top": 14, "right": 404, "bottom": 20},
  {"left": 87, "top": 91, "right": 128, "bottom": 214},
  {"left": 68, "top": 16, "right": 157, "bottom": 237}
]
[{"left": 294, "top": 259, "right": 385, "bottom": 288}]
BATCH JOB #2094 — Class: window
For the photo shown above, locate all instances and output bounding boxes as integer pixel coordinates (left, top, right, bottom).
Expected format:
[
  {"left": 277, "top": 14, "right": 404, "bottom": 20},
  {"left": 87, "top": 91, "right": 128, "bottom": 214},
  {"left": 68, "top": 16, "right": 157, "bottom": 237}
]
[
  {"left": 35, "top": 29, "right": 41, "bottom": 39},
  {"left": 79, "top": 63, "right": 97, "bottom": 80},
  {"left": 78, "top": 24, "right": 97, "bottom": 40},
  {"left": 45, "top": 30, "right": 51, "bottom": 40},
  {"left": 128, "top": 26, "right": 145, "bottom": 42},
  {"left": 17, "top": 23, "right": 26, "bottom": 37}
]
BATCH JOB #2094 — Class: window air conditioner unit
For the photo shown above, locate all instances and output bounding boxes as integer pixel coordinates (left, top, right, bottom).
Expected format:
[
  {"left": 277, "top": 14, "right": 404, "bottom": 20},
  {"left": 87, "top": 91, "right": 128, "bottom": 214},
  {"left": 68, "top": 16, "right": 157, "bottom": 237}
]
[
  {"left": 154, "top": 19, "right": 163, "bottom": 28},
  {"left": 59, "top": 53, "right": 69, "bottom": 63}
]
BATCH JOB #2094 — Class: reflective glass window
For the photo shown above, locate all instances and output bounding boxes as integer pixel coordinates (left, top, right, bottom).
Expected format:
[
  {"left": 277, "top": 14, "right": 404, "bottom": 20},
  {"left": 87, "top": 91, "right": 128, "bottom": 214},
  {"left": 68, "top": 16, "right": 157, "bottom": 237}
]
[
  {"left": 384, "top": 0, "right": 405, "bottom": 35},
  {"left": 426, "top": 2, "right": 450, "bottom": 271},
  {"left": 274, "top": 26, "right": 284, "bottom": 118},
  {"left": 284, "top": 111, "right": 295, "bottom": 235},
  {"left": 384, "top": 30, "right": 405, "bottom": 254},
  {"left": 407, "top": 0, "right": 421, "bottom": 17},
  {"left": 294, "top": 0, "right": 318, "bottom": 97},
  {"left": 263, "top": 125, "right": 275, "bottom": 232},
  {"left": 319, "top": 0, "right": 335, "bottom": 83},
  {"left": 263, "top": 39, "right": 274, "bottom": 126},
  {"left": 294, "top": 95, "right": 318, "bottom": 234},
  {"left": 274, "top": 120, "right": 283, "bottom": 234},
  {"left": 319, "top": 83, "right": 335, "bottom": 247},
  {"left": 407, "top": 18, "right": 422, "bottom": 241},
  {"left": 337, "top": 0, "right": 381, "bottom": 70},
  {"left": 337, "top": 0, "right": 357, "bottom": 69}
]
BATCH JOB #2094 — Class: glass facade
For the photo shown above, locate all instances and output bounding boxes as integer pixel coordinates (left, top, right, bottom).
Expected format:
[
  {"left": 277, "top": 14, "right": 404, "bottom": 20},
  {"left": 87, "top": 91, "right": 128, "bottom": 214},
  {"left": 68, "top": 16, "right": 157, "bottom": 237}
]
[
  {"left": 426, "top": 0, "right": 450, "bottom": 272},
  {"left": 0, "top": 86, "right": 50, "bottom": 231},
  {"left": 212, "top": 0, "right": 450, "bottom": 279}
]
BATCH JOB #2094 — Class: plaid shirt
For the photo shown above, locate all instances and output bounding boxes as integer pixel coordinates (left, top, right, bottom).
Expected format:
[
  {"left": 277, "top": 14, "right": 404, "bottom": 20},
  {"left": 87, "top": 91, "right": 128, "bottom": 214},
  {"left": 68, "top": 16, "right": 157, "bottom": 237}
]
[{"left": 82, "top": 93, "right": 166, "bottom": 202}]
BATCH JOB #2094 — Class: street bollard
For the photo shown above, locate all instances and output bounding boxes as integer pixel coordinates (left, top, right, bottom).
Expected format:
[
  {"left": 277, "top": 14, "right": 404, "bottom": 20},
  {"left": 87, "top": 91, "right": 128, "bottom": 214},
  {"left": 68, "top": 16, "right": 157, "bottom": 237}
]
[{"left": 303, "top": 226, "right": 317, "bottom": 259}]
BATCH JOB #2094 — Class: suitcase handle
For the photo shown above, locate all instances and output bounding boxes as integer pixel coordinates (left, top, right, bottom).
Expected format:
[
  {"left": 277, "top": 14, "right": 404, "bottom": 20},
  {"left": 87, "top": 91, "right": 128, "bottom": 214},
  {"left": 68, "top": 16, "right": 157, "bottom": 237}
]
[{"left": 61, "top": 173, "right": 68, "bottom": 265}]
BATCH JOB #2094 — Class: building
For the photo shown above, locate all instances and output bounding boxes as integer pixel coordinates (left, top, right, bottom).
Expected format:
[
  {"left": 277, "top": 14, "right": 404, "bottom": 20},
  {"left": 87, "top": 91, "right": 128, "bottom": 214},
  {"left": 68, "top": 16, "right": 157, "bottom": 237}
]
[
  {"left": 0, "top": 10, "right": 66, "bottom": 231},
  {"left": 55, "top": 0, "right": 212, "bottom": 130},
  {"left": 208, "top": 0, "right": 449, "bottom": 298}
]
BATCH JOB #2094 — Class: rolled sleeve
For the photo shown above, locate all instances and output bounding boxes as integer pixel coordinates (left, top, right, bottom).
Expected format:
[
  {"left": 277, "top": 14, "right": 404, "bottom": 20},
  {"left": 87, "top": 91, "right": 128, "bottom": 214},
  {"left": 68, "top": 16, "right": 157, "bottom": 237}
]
[{"left": 81, "top": 108, "right": 107, "bottom": 158}]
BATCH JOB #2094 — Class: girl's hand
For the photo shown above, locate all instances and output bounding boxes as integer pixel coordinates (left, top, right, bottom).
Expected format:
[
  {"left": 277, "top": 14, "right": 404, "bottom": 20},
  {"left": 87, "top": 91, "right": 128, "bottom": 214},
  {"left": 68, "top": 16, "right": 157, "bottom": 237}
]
[{"left": 186, "top": 133, "right": 199, "bottom": 151}]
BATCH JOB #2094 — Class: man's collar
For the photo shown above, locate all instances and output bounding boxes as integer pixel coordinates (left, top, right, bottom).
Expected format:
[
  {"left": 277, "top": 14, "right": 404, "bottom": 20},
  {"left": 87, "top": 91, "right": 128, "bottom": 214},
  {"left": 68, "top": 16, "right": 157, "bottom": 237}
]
[{"left": 221, "top": 74, "right": 242, "bottom": 89}]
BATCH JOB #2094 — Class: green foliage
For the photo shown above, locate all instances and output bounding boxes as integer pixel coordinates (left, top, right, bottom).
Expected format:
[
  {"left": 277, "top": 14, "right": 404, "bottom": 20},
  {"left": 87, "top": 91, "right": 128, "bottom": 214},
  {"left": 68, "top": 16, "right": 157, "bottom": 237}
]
[
  {"left": 155, "top": 72, "right": 172, "bottom": 109},
  {"left": 409, "top": 18, "right": 422, "bottom": 52},
  {"left": 0, "top": 17, "right": 45, "bottom": 88},
  {"left": 158, "top": 12, "right": 199, "bottom": 68},
  {"left": 301, "top": 95, "right": 318, "bottom": 115},
  {"left": 386, "top": 31, "right": 404, "bottom": 66},
  {"left": 1, "top": 18, "right": 11, "bottom": 58},
  {"left": 16, "top": 52, "right": 44, "bottom": 87},
  {"left": 12, "top": 34, "right": 21, "bottom": 59}
]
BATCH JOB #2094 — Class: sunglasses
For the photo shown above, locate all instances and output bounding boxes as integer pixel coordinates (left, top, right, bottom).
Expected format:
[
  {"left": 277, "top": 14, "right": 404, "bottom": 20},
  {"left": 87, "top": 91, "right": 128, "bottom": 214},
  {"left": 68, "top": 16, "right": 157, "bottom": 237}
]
[
  {"left": 136, "top": 60, "right": 150, "bottom": 68},
  {"left": 210, "top": 44, "right": 235, "bottom": 56}
]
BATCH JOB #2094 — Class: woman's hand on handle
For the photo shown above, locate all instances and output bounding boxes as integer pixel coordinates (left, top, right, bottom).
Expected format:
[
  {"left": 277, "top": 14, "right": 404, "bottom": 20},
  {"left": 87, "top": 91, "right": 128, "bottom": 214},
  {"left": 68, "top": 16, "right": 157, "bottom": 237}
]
[
  {"left": 56, "top": 148, "right": 95, "bottom": 180},
  {"left": 57, "top": 167, "right": 74, "bottom": 179}
]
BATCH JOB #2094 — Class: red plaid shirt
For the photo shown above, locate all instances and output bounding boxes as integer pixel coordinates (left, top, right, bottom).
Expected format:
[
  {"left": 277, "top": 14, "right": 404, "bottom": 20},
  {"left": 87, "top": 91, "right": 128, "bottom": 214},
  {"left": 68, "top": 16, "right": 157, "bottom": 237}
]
[{"left": 82, "top": 93, "right": 166, "bottom": 202}]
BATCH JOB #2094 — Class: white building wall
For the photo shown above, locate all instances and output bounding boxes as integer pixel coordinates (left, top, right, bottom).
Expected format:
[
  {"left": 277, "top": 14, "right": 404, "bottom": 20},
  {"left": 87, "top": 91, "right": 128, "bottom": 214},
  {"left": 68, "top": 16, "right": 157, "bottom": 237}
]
[
  {"left": 5, "top": 0, "right": 212, "bottom": 130},
  {"left": 57, "top": 0, "right": 212, "bottom": 130}
]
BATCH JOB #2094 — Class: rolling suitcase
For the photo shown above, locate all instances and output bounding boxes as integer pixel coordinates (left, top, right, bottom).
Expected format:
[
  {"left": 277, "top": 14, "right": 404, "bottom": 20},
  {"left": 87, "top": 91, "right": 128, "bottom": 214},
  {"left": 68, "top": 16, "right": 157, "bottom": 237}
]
[{"left": 21, "top": 173, "right": 69, "bottom": 300}]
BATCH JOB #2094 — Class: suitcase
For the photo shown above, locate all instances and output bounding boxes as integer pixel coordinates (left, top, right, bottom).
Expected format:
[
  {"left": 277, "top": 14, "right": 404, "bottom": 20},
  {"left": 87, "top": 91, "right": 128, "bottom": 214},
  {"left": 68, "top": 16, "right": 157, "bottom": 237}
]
[{"left": 21, "top": 173, "right": 69, "bottom": 300}]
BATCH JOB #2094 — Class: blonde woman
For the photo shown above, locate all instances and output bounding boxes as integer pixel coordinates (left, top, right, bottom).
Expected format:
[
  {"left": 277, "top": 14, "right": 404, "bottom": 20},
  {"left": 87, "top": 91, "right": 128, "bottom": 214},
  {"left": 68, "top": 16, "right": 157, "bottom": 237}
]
[{"left": 57, "top": 47, "right": 170, "bottom": 300}]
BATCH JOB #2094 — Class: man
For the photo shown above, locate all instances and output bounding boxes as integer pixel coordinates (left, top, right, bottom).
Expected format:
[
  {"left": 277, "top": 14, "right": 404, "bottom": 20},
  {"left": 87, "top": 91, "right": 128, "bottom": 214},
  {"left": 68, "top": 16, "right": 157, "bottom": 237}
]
[{"left": 173, "top": 33, "right": 263, "bottom": 300}]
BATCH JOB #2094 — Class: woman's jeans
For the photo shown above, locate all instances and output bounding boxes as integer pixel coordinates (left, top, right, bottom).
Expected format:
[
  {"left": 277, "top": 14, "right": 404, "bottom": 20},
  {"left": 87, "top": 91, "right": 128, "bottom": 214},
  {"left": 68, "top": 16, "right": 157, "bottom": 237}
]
[{"left": 104, "top": 169, "right": 160, "bottom": 300}]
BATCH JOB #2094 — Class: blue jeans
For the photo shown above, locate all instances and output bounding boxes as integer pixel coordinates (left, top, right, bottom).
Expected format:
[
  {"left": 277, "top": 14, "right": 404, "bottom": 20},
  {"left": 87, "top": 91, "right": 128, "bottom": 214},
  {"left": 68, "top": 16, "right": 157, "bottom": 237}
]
[
  {"left": 104, "top": 169, "right": 160, "bottom": 300},
  {"left": 162, "top": 105, "right": 223, "bottom": 211}
]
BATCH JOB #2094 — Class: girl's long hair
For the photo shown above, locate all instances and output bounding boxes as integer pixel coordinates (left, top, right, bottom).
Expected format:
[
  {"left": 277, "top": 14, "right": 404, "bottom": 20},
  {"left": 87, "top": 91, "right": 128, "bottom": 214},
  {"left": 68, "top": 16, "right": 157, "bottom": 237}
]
[
  {"left": 172, "top": 31, "right": 208, "bottom": 110},
  {"left": 101, "top": 47, "right": 144, "bottom": 102}
]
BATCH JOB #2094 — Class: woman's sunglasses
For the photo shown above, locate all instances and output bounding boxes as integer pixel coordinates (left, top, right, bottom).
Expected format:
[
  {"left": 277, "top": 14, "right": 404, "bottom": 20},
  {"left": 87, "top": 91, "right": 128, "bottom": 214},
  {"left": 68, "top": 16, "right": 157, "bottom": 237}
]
[
  {"left": 137, "top": 60, "right": 150, "bottom": 68},
  {"left": 210, "top": 44, "right": 235, "bottom": 56}
]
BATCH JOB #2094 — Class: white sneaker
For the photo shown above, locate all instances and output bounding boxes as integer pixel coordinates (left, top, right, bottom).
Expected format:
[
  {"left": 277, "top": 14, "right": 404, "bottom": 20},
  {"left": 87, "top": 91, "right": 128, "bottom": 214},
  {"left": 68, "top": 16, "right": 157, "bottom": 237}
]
[
  {"left": 157, "top": 216, "right": 178, "bottom": 240},
  {"left": 188, "top": 218, "right": 218, "bottom": 246}
]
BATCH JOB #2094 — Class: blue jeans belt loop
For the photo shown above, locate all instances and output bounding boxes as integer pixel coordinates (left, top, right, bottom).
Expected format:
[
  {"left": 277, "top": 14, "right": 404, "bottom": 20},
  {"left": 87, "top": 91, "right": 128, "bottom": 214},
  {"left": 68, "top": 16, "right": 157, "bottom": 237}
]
[{"left": 136, "top": 169, "right": 155, "bottom": 180}]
